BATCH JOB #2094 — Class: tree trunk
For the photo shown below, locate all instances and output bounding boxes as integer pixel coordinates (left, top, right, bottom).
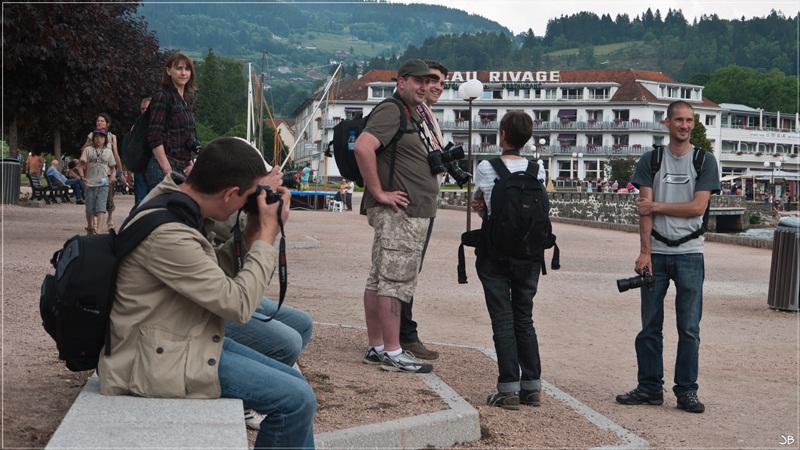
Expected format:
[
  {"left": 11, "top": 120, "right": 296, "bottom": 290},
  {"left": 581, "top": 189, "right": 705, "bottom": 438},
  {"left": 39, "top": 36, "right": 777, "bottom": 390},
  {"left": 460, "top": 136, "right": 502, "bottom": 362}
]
[
  {"left": 53, "top": 129, "right": 62, "bottom": 161},
  {"left": 9, "top": 119, "right": 18, "bottom": 158}
]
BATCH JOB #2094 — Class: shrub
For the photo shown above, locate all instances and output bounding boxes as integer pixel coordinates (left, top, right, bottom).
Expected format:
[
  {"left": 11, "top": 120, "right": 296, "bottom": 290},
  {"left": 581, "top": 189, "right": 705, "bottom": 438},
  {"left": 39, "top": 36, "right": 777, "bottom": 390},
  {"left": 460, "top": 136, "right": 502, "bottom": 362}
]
[{"left": 749, "top": 213, "right": 761, "bottom": 225}]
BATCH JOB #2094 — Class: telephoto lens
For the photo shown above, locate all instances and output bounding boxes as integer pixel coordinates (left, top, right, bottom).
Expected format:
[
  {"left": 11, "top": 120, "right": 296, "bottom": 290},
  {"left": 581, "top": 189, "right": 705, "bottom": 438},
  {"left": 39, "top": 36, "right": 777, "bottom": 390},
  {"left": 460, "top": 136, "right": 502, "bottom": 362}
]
[{"left": 616, "top": 267, "right": 655, "bottom": 292}]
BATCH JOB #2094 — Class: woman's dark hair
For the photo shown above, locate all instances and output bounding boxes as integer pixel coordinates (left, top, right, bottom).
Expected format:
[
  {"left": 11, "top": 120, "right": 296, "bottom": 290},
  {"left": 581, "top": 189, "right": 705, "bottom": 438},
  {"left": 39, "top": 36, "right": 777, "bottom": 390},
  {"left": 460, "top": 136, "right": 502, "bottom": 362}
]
[
  {"left": 186, "top": 138, "right": 267, "bottom": 195},
  {"left": 161, "top": 52, "right": 197, "bottom": 96},
  {"left": 500, "top": 111, "right": 533, "bottom": 150}
]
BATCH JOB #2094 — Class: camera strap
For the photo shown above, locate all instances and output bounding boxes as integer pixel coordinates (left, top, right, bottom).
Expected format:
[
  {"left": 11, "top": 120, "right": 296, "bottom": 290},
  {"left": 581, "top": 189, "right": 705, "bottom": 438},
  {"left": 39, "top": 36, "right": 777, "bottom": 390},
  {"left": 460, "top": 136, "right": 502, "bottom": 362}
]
[{"left": 232, "top": 199, "right": 287, "bottom": 322}]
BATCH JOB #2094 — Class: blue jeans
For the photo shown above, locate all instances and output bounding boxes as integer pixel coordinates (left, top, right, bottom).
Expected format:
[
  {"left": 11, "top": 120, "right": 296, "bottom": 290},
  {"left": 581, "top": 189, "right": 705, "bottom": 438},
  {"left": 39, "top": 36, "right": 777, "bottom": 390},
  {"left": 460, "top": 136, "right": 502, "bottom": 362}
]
[
  {"left": 476, "top": 250, "right": 542, "bottom": 394},
  {"left": 145, "top": 157, "right": 186, "bottom": 193},
  {"left": 225, "top": 297, "right": 313, "bottom": 366},
  {"left": 132, "top": 171, "right": 148, "bottom": 211},
  {"left": 64, "top": 178, "right": 85, "bottom": 201},
  {"left": 635, "top": 253, "right": 704, "bottom": 397},
  {"left": 219, "top": 338, "right": 316, "bottom": 449}
]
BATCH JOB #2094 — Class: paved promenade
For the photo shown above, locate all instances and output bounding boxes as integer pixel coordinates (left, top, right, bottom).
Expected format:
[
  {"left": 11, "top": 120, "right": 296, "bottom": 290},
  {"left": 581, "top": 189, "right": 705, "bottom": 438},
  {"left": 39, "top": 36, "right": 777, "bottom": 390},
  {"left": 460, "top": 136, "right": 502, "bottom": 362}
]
[{"left": 3, "top": 189, "right": 798, "bottom": 448}]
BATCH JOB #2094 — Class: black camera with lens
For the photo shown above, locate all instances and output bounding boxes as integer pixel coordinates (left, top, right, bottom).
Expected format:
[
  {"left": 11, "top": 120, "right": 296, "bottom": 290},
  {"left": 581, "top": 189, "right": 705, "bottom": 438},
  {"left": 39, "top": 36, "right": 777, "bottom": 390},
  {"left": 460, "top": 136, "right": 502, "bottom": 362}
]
[
  {"left": 242, "top": 185, "right": 282, "bottom": 214},
  {"left": 617, "top": 266, "right": 655, "bottom": 292},
  {"left": 282, "top": 171, "right": 300, "bottom": 190},
  {"left": 428, "top": 142, "right": 466, "bottom": 175},
  {"left": 185, "top": 137, "right": 203, "bottom": 154}
]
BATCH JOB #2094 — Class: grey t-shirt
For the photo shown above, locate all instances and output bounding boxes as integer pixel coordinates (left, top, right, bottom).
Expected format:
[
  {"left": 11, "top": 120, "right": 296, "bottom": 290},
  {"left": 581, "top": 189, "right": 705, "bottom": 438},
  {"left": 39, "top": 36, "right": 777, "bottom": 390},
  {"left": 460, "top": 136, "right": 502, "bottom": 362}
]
[
  {"left": 360, "top": 98, "right": 439, "bottom": 218},
  {"left": 632, "top": 148, "right": 720, "bottom": 255}
]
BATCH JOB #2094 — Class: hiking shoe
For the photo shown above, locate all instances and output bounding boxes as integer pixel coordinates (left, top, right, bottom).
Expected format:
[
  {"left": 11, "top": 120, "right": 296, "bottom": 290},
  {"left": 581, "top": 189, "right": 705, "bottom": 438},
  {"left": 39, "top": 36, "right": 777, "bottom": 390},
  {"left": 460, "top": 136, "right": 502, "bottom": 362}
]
[
  {"left": 362, "top": 346, "right": 383, "bottom": 365},
  {"left": 380, "top": 351, "right": 433, "bottom": 373},
  {"left": 676, "top": 393, "right": 705, "bottom": 413},
  {"left": 615, "top": 387, "right": 664, "bottom": 405},
  {"left": 520, "top": 389, "right": 541, "bottom": 406},
  {"left": 244, "top": 408, "right": 265, "bottom": 430},
  {"left": 487, "top": 392, "right": 520, "bottom": 410},
  {"left": 401, "top": 340, "right": 439, "bottom": 360}
]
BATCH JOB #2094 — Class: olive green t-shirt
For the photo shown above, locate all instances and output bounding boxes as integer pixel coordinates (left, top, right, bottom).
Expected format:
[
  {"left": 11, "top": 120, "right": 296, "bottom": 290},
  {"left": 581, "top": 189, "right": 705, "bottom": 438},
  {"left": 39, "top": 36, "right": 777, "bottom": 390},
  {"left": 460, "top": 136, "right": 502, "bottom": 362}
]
[{"left": 361, "top": 99, "right": 439, "bottom": 218}]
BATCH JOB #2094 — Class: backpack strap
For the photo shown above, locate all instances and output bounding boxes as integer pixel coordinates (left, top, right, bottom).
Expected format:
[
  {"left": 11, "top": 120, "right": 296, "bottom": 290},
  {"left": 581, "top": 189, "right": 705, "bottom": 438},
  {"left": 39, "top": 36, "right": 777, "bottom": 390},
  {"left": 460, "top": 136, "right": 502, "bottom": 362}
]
[
  {"left": 115, "top": 209, "right": 182, "bottom": 259},
  {"left": 369, "top": 96, "right": 410, "bottom": 190},
  {"left": 650, "top": 145, "right": 664, "bottom": 176},
  {"left": 649, "top": 146, "right": 710, "bottom": 247},
  {"left": 489, "top": 157, "right": 512, "bottom": 180}
]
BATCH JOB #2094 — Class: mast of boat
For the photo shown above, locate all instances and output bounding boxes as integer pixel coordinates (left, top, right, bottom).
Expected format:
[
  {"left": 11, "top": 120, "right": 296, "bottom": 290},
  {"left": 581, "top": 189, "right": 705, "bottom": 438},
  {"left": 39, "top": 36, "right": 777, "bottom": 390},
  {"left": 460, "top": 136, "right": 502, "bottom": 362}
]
[{"left": 280, "top": 63, "right": 343, "bottom": 171}]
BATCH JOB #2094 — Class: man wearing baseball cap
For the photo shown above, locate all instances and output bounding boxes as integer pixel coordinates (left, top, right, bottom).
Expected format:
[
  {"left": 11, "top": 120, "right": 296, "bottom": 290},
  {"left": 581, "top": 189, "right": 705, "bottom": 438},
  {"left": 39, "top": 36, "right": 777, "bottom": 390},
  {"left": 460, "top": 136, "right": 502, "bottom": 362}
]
[{"left": 354, "top": 59, "right": 441, "bottom": 373}]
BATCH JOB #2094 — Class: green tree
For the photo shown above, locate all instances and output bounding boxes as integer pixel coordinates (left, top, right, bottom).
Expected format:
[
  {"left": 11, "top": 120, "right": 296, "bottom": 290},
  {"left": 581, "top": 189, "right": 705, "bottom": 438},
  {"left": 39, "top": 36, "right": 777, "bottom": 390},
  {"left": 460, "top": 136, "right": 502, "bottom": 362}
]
[
  {"left": 691, "top": 114, "right": 713, "bottom": 152},
  {"left": 194, "top": 49, "right": 248, "bottom": 136},
  {"left": 606, "top": 157, "right": 638, "bottom": 184}
]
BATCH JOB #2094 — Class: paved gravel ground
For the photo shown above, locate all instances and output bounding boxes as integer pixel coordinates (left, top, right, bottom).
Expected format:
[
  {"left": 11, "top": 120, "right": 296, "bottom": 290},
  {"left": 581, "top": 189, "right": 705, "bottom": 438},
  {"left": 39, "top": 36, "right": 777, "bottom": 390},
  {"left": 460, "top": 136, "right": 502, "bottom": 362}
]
[{"left": 2, "top": 189, "right": 798, "bottom": 448}]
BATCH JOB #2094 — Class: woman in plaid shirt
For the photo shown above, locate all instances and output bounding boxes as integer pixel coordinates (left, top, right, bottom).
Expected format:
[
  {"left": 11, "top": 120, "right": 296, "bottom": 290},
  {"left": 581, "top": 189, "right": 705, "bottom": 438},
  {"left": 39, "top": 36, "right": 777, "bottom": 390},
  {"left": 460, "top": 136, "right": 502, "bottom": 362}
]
[{"left": 145, "top": 52, "right": 199, "bottom": 192}]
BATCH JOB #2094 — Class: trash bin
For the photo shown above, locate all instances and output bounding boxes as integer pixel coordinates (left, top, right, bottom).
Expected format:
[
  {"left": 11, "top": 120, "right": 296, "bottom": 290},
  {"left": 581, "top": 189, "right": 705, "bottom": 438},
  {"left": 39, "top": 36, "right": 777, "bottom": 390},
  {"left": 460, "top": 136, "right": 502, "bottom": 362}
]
[
  {"left": 767, "top": 216, "right": 800, "bottom": 311},
  {"left": 0, "top": 158, "right": 21, "bottom": 205}
]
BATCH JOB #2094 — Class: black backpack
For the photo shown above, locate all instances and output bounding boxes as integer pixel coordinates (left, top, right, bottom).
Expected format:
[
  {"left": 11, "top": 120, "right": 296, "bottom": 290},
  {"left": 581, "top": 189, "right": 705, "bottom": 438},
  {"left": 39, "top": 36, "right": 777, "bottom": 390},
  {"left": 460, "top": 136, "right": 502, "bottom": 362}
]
[
  {"left": 39, "top": 201, "right": 183, "bottom": 372},
  {"left": 457, "top": 158, "right": 559, "bottom": 283},
  {"left": 486, "top": 158, "right": 559, "bottom": 268},
  {"left": 648, "top": 145, "right": 709, "bottom": 247},
  {"left": 328, "top": 96, "right": 408, "bottom": 187},
  {"left": 121, "top": 106, "right": 153, "bottom": 173},
  {"left": 121, "top": 89, "right": 172, "bottom": 173}
]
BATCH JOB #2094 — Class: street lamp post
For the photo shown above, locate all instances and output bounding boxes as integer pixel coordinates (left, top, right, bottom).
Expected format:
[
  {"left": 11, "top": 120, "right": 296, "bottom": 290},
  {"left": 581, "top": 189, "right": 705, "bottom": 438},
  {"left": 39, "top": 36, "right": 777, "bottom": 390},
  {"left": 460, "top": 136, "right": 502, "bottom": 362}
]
[
  {"left": 764, "top": 160, "right": 783, "bottom": 191},
  {"left": 459, "top": 78, "right": 484, "bottom": 231}
]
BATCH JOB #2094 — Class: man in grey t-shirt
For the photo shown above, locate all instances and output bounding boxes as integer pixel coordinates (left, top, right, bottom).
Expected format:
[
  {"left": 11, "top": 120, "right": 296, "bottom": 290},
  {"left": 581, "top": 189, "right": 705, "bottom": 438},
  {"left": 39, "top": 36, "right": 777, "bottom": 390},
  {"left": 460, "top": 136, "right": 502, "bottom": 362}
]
[{"left": 616, "top": 101, "right": 720, "bottom": 414}]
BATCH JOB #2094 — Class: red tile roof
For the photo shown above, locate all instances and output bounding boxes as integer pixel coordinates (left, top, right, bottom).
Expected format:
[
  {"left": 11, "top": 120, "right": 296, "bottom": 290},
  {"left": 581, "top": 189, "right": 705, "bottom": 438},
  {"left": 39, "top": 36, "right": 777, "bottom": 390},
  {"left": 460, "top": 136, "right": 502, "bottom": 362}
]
[{"left": 333, "top": 69, "right": 718, "bottom": 108}]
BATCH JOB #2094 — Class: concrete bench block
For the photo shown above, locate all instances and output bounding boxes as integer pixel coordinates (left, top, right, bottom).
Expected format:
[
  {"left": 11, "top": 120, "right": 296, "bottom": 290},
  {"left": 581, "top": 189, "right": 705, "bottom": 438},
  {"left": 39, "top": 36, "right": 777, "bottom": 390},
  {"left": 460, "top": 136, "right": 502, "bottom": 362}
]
[{"left": 47, "top": 374, "right": 247, "bottom": 449}]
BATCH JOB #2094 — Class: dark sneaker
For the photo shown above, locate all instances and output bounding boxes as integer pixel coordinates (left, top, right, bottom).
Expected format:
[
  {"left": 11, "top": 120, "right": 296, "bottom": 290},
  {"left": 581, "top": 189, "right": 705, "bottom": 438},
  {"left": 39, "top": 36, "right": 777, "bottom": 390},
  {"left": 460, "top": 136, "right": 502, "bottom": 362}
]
[
  {"left": 380, "top": 351, "right": 433, "bottom": 373},
  {"left": 401, "top": 340, "right": 439, "bottom": 360},
  {"left": 362, "top": 347, "right": 383, "bottom": 365},
  {"left": 676, "top": 393, "right": 705, "bottom": 413},
  {"left": 487, "top": 392, "right": 520, "bottom": 410},
  {"left": 520, "top": 389, "right": 541, "bottom": 406},
  {"left": 616, "top": 387, "right": 664, "bottom": 405}
]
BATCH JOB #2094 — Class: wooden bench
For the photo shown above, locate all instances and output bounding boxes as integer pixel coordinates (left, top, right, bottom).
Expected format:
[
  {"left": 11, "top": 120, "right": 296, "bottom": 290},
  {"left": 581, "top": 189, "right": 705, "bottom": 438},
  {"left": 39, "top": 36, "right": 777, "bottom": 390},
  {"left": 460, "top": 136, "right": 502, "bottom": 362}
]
[
  {"left": 45, "top": 174, "right": 73, "bottom": 203},
  {"left": 26, "top": 173, "right": 59, "bottom": 204}
]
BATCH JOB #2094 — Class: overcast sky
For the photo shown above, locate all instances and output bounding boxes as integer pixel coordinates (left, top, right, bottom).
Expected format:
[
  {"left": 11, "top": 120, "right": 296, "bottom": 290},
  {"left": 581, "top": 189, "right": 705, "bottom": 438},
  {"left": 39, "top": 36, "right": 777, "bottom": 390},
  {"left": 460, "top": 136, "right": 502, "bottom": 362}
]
[{"left": 387, "top": 0, "right": 798, "bottom": 35}]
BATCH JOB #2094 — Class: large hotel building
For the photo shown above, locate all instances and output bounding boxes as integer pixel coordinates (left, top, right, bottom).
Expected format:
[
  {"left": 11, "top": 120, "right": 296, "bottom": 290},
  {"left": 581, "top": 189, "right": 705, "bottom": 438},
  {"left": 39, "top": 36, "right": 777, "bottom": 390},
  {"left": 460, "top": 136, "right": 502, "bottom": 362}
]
[{"left": 291, "top": 68, "right": 799, "bottom": 194}]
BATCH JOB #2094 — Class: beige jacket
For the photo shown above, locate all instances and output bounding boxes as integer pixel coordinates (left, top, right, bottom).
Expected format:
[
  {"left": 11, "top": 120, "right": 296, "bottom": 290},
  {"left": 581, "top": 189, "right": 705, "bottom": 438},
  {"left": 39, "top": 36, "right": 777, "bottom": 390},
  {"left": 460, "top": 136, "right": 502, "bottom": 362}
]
[{"left": 98, "top": 175, "right": 278, "bottom": 398}]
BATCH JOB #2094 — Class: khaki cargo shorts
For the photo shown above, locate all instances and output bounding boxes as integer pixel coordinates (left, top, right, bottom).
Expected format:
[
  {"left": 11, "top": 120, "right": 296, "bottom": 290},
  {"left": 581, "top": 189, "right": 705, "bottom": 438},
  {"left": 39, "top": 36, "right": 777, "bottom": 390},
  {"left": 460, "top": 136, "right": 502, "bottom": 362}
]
[{"left": 365, "top": 206, "right": 429, "bottom": 303}]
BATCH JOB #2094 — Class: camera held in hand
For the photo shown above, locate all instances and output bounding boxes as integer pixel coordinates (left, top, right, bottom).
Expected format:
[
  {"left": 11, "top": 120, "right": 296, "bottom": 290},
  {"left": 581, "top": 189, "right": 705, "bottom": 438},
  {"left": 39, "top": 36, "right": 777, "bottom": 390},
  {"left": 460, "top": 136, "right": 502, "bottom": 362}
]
[
  {"left": 185, "top": 137, "right": 203, "bottom": 154},
  {"left": 428, "top": 142, "right": 466, "bottom": 175},
  {"left": 242, "top": 185, "right": 282, "bottom": 215},
  {"left": 282, "top": 171, "right": 300, "bottom": 190},
  {"left": 617, "top": 266, "right": 655, "bottom": 292}
]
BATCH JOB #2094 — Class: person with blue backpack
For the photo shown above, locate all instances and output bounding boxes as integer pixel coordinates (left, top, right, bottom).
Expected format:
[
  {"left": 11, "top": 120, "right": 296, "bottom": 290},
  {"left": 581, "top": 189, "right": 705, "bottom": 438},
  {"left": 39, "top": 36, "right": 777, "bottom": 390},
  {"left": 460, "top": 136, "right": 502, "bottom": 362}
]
[
  {"left": 471, "top": 111, "right": 551, "bottom": 410},
  {"left": 616, "top": 100, "right": 720, "bottom": 414}
]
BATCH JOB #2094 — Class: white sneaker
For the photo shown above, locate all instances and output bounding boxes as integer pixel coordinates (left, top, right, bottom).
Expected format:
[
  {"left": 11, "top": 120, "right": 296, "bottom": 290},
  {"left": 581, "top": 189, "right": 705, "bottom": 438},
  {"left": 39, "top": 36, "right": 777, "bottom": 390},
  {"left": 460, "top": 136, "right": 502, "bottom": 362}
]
[
  {"left": 244, "top": 408, "right": 265, "bottom": 430},
  {"left": 380, "top": 351, "right": 433, "bottom": 373}
]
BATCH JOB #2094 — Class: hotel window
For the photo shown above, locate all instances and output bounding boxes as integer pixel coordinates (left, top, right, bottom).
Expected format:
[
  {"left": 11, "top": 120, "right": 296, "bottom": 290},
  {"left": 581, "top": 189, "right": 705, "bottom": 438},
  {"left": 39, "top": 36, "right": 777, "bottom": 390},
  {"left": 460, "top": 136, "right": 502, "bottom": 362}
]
[
  {"left": 371, "top": 86, "right": 394, "bottom": 99},
  {"left": 482, "top": 90, "right": 503, "bottom": 100},
  {"left": 508, "top": 89, "right": 519, "bottom": 98},
  {"left": 452, "top": 133, "right": 468, "bottom": 147},
  {"left": 586, "top": 110, "right": 603, "bottom": 122},
  {"left": 561, "top": 88, "right": 582, "bottom": 100},
  {"left": 653, "top": 111, "right": 665, "bottom": 123},
  {"left": 586, "top": 134, "right": 602, "bottom": 146},
  {"left": 613, "top": 109, "right": 630, "bottom": 121},
  {"left": 667, "top": 86, "right": 679, "bottom": 98},
  {"left": 680, "top": 87, "right": 694, "bottom": 100},
  {"left": 545, "top": 89, "right": 557, "bottom": 100},
  {"left": 612, "top": 134, "right": 630, "bottom": 146},
  {"left": 523, "top": 89, "right": 531, "bottom": 99},
  {"left": 532, "top": 110, "right": 550, "bottom": 121},
  {"left": 590, "top": 88, "right": 609, "bottom": 100},
  {"left": 705, "top": 115, "right": 716, "bottom": 126},
  {"left": 344, "top": 107, "right": 363, "bottom": 120}
]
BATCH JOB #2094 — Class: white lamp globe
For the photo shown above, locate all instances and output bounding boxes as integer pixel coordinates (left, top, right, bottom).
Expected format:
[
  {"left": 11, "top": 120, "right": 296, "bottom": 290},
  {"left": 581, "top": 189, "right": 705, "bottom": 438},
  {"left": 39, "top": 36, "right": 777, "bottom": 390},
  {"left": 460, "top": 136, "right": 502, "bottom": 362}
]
[
  {"left": 463, "top": 78, "right": 484, "bottom": 99},
  {"left": 763, "top": 161, "right": 770, "bottom": 168},
  {"left": 775, "top": 161, "right": 782, "bottom": 168},
  {"left": 538, "top": 138, "right": 546, "bottom": 145},
  {"left": 458, "top": 83, "right": 468, "bottom": 100}
]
